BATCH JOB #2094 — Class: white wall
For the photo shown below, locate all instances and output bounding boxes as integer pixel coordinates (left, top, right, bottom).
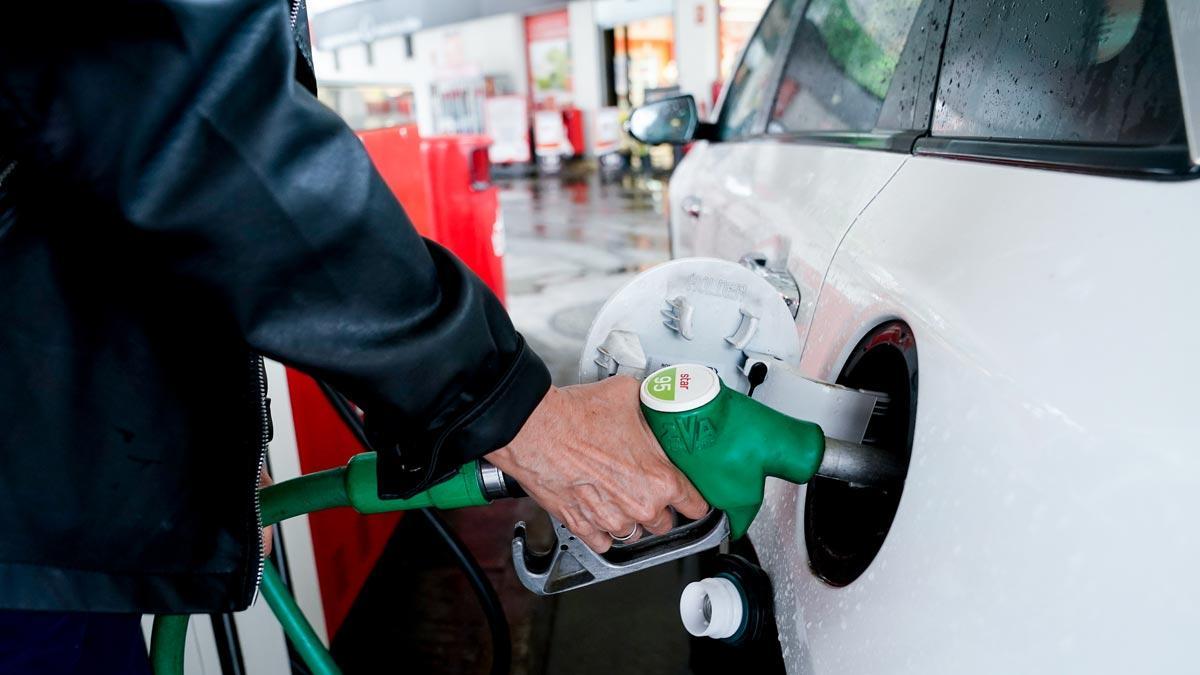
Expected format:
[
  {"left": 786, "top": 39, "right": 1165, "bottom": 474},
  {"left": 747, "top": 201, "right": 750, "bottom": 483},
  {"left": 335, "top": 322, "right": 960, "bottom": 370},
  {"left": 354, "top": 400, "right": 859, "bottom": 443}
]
[
  {"left": 312, "top": 13, "right": 529, "bottom": 135},
  {"left": 310, "top": 1, "right": 721, "bottom": 153},
  {"left": 311, "top": 37, "right": 435, "bottom": 130},
  {"left": 311, "top": 37, "right": 423, "bottom": 85},
  {"left": 674, "top": 0, "right": 721, "bottom": 115},
  {"left": 569, "top": 1, "right": 603, "bottom": 153},
  {"left": 594, "top": 0, "right": 675, "bottom": 26},
  {"left": 411, "top": 13, "right": 529, "bottom": 134},
  {"left": 412, "top": 13, "right": 529, "bottom": 93}
]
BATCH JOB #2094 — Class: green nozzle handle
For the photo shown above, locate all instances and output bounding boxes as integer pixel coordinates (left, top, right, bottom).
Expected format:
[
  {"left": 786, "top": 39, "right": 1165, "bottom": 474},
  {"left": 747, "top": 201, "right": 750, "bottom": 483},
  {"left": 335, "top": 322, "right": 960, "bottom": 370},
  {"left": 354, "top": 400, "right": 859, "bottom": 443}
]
[{"left": 640, "top": 364, "right": 825, "bottom": 539}]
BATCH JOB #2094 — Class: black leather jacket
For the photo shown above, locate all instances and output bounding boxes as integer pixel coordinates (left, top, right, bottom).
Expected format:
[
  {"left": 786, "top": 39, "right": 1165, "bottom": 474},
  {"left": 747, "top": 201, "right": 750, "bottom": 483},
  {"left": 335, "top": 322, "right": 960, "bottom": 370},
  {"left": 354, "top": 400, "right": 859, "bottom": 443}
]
[{"left": 0, "top": 0, "right": 549, "bottom": 613}]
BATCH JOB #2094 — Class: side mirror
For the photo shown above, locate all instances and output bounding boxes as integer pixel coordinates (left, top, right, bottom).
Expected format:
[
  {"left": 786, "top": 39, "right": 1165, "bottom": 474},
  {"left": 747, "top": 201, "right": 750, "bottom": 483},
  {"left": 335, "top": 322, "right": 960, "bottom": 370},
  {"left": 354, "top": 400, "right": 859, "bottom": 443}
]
[{"left": 627, "top": 95, "right": 707, "bottom": 145}]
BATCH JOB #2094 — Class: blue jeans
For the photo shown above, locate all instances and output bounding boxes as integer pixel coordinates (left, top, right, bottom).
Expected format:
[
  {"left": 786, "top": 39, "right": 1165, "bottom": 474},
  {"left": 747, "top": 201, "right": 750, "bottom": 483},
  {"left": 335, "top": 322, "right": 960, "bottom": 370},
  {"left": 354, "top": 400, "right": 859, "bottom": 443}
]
[{"left": 0, "top": 611, "right": 150, "bottom": 675}]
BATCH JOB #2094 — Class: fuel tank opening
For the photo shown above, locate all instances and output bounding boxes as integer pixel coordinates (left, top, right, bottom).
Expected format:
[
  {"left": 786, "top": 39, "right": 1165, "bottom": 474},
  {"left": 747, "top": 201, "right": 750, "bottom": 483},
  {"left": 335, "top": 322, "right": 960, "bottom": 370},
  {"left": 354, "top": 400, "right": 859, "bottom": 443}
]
[{"left": 805, "top": 321, "right": 917, "bottom": 587}]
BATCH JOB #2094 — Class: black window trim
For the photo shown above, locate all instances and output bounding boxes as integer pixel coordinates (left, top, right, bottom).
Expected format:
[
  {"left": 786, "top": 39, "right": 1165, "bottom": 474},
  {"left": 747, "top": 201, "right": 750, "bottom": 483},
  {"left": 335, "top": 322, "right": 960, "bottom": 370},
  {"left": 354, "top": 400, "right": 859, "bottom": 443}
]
[
  {"left": 913, "top": 136, "right": 1199, "bottom": 180},
  {"left": 759, "top": 129, "right": 922, "bottom": 153}
]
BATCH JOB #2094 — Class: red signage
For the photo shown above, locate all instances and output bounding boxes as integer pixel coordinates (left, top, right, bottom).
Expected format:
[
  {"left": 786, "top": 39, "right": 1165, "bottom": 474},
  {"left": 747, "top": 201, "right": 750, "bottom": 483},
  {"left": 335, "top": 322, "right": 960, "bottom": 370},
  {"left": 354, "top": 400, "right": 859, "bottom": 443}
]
[
  {"left": 525, "top": 9, "right": 573, "bottom": 110},
  {"left": 525, "top": 9, "right": 569, "bottom": 42}
]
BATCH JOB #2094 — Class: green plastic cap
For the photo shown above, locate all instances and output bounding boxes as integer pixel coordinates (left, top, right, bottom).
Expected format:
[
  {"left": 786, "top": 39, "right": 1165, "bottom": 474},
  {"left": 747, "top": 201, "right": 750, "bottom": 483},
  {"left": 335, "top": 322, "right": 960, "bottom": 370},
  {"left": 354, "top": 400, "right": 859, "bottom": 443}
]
[{"left": 640, "top": 364, "right": 721, "bottom": 413}]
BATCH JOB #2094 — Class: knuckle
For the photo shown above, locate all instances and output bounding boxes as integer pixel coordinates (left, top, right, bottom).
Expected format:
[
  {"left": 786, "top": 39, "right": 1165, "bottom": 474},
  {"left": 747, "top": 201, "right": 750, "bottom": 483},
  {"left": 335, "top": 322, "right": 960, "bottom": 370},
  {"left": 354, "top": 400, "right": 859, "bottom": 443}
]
[
  {"left": 601, "top": 515, "right": 626, "bottom": 532},
  {"left": 643, "top": 517, "right": 666, "bottom": 533},
  {"left": 646, "top": 474, "right": 670, "bottom": 493},
  {"left": 672, "top": 480, "right": 691, "bottom": 502},
  {"left": 673, "top": 480, "right": 700, "bottom": 503},
  {"left": 646, "top": 521, "right": 671, "bottom": 535},
  {"left": 630, "top": 504, "right": 658, "bottom": 524},
  {"left": 564, "top": 514, "right": 593, "bottom": 536},
  {"left": 651, "top": 466, "right": 684, "bottom": 491}
]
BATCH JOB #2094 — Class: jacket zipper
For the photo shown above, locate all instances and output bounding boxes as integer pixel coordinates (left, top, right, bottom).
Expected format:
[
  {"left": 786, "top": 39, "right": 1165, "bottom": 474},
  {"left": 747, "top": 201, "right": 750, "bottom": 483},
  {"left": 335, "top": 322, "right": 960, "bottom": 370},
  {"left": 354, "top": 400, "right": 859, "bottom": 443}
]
[
  {"left": 289, "top": 0, "right": 301, "bottom": 28},
  {"left": 0, "top": 160, "right": 15, "bottom": 189},
  {"left": 248, "top": 355, "right": 271, "bottom": 606}
]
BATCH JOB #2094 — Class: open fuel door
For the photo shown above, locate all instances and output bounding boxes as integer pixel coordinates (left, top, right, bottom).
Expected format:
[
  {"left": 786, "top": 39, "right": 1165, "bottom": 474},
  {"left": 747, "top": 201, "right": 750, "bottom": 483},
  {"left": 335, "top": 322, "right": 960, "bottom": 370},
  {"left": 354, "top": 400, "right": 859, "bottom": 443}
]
[{"left": 579, "top": 258, "right": 886, "bottom": 444}]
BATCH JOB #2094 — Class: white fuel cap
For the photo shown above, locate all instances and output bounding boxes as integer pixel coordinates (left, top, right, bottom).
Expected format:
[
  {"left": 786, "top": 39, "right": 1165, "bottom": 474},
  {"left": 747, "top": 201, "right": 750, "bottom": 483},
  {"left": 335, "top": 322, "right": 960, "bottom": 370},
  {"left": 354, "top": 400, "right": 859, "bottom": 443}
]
[
  {"left": 640, "top": 364, "right": 720, "bottom": 413},
  {"left": 578, "top": 258, "right": 803, "bottom": 392}
]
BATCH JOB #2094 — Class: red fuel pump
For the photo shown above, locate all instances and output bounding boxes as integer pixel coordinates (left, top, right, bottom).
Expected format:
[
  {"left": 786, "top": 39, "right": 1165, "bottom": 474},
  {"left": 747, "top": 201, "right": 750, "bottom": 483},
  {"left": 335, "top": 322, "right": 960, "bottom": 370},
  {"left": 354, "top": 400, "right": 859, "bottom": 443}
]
[
  {"left": 272, "top": 125, "right": 507, "bottom": 639},
  {"left": 562, "top": 107, "right": 585, "bottom": 157},
  {"left": 422, "top": 134, "right": 506, "bottom": 303}
]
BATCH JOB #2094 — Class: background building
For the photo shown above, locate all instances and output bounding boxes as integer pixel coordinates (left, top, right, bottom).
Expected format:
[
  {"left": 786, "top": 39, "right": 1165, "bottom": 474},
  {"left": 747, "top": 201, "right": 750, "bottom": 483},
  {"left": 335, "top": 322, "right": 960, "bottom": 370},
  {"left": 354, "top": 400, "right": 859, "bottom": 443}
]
[{"left": 308, "top": 0, "right": 769, "bottom": 162}]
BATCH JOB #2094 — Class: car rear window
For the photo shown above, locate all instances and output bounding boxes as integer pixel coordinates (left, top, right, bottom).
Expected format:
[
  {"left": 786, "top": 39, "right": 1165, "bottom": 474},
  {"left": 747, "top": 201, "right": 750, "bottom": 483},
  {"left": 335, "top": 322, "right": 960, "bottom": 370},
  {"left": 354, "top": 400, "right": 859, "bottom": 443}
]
[{"left": 933, "top": 0, "right": 1185, "bottom": 147}]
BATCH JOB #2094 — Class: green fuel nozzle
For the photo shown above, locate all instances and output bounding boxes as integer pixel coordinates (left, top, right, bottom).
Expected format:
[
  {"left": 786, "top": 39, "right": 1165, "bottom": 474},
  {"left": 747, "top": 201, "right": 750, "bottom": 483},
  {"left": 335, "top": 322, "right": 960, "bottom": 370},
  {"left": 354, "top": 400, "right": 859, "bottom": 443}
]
[{"left": 640, "top": 363, "right": 900, "bottom": 540}]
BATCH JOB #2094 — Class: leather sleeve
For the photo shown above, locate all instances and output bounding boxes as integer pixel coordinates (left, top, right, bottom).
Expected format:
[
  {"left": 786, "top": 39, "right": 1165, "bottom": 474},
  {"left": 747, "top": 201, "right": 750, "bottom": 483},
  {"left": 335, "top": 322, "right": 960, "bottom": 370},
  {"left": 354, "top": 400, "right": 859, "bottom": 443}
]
[{"left": 0, "top": 1, "right": 550, "bottom": 497}]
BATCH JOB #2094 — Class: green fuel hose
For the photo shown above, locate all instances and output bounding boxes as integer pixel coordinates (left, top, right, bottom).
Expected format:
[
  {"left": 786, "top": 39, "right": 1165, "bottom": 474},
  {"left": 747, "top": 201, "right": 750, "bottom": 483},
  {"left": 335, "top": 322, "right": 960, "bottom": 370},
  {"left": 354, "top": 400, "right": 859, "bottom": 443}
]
[
  {"left": 148, "top": 453, "right": 491, "bottom": 675},
  {"left": 261, "top": 562, "right": 337, "bottom": 674}
]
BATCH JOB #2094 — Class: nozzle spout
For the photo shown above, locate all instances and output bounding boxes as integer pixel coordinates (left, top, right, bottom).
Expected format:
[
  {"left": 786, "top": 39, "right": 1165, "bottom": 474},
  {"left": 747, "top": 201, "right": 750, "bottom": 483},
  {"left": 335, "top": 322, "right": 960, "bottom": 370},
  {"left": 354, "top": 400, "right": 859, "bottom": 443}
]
[{"left": 815, "top": 438, "right": 906, "bottom": 487}]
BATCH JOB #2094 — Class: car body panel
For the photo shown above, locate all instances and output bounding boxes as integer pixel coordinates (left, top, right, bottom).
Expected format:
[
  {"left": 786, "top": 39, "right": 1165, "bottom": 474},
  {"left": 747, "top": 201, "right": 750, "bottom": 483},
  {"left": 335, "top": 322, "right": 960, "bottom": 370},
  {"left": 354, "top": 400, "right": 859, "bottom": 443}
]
[
  {"left": 748, "top": 154, "right": 1200, "bottom": 673},
  {"left": 669, "top": 139, "right": 906, "bottom": 351}
]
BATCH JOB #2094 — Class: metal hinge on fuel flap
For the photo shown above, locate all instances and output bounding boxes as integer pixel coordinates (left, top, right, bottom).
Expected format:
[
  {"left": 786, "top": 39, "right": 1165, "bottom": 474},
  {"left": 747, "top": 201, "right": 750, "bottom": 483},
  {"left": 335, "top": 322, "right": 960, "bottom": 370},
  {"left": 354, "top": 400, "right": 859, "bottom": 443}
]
[{"left": 512, "top": 258, "right": 885, "bottom": 595}]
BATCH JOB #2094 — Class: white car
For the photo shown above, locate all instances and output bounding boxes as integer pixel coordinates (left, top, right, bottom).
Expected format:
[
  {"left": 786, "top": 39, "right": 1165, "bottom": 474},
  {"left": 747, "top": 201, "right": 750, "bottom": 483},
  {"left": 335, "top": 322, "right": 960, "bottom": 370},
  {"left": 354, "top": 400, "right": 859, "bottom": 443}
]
[{"left": 629, "top": 0, "right": 1200, "bottom": 672}]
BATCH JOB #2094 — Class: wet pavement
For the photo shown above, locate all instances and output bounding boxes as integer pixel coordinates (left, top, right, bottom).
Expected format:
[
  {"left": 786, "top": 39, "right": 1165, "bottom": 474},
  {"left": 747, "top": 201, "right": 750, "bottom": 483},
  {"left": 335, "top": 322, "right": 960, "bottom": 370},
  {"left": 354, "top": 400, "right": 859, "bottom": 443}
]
[
  {"left": 331, "top": 170, "right": 698, "bottom": 675},
  {"left": 501, "top": 171, "right": 671, "bottom": 384}
]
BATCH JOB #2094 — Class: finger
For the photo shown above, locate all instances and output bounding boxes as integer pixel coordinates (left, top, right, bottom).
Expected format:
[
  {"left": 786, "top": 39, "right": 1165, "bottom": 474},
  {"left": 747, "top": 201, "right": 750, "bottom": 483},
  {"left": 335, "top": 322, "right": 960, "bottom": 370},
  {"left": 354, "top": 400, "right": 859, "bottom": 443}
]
[
  {"left": 576, "top": 484, "right": 636, "bottom": 539},
  {"left": 563, "top": 502, "right": 618, "bottom": 552},
  {"left": 578, "top": 529, "right": 612, "bottom": 553},
  {"left": 670, "top": 476, "right": 710, "bottom": 521},
  {"left": 559, "top": 505, "right": 594, "bottom": 539},
  {"left": 642, "top": 507, "right": 675, "bottom": 535},
  {"left": 604, "top": 520, "right": 640, "bottom": 543},
  {"left": 607, "top": 522, "right": 642, "bottom": 544}
]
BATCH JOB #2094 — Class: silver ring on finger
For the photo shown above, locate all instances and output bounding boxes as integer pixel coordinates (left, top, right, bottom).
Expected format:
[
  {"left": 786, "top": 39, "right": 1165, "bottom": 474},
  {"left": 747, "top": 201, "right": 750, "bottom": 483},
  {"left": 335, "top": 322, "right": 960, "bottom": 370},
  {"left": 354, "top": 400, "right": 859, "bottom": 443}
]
[{"left": 609, "top": 524, "right": 640, "bottom": 542}]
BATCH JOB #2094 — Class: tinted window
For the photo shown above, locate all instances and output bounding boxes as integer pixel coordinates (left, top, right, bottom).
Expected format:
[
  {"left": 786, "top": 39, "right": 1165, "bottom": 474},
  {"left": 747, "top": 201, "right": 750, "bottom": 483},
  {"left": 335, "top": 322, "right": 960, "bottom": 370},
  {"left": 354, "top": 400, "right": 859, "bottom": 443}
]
[
  {"left": 933, "top": 0, "right": 1184, "bottom": 146},
  {"left": 716, "top": 0, "right": 799, "bottom": 141},
  {"left": 768, "top": 0, "right": 927, "bottom": 134}
]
